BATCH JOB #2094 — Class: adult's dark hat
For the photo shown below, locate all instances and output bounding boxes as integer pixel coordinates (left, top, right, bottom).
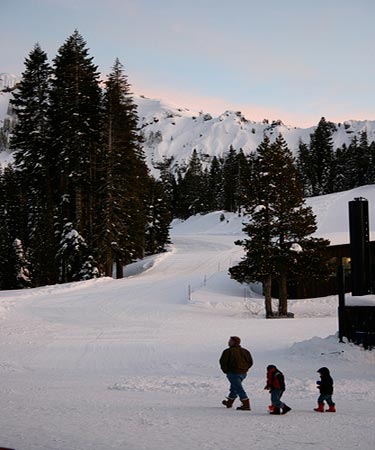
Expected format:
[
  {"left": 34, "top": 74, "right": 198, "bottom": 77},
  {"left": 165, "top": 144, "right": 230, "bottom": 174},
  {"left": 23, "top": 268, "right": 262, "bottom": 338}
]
[{"left": 230, "top": 336, "right": 241, "bottom": 345}]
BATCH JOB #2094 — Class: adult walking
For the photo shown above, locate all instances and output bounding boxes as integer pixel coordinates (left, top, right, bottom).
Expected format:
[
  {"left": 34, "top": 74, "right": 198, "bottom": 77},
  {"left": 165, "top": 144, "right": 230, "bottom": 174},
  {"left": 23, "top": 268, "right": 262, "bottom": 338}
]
[{"left": 219, "top": 336, "right": 253, "bottom": 410}]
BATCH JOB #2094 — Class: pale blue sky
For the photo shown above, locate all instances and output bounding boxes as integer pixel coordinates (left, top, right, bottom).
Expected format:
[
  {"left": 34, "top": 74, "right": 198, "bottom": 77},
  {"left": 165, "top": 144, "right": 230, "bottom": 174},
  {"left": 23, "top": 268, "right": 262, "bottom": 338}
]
[{"left": 1, "top": 0, "right": 375, "bottom": 126}]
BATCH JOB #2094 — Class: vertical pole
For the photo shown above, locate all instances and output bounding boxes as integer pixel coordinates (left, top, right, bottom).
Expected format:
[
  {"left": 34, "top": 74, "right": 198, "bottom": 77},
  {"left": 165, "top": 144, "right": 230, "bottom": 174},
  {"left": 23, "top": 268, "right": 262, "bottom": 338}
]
[{"left": 337, "top": 258, "right": 345, "bottom": 343}]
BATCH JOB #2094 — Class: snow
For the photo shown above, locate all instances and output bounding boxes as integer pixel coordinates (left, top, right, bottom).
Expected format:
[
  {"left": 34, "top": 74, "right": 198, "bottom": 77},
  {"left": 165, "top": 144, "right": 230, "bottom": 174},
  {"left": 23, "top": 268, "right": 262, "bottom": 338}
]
[
  {"left": 3, "top": 74, "right": 375, "bottom": 171},
  {"left": 1, "top": 207, "right": 375, "bottom": 450},
  {"left": 306, "top": 185, "right": 375, "bottom": 245}
]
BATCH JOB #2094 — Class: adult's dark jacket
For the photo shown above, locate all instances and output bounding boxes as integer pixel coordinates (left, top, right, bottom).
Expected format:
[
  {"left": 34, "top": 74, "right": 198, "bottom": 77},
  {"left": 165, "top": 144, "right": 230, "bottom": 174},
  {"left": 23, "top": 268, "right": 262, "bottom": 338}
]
[
  {"left": 317, "top": 367, "right": 334, "bottom": 395},
  {"left": 219, "top": 345, "right": 253, "bottom": 374}
]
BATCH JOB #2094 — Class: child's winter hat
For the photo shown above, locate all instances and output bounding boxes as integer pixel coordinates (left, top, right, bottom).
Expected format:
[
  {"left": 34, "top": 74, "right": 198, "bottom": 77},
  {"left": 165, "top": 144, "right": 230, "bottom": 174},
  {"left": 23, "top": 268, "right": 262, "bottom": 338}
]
[{"left": 317, "top": 367, "right": 330, "bottom": 375}]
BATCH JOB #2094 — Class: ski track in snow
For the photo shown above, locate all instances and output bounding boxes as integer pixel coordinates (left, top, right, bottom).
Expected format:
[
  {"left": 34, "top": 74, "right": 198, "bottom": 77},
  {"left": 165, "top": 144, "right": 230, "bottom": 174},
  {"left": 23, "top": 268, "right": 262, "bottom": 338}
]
[{"left": 0, "top": 213, "right": 374, "bottom": 450}]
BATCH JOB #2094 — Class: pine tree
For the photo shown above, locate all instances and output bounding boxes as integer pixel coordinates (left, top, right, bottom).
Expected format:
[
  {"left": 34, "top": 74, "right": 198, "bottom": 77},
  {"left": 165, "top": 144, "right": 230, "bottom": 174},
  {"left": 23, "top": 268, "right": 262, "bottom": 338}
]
[
  {"left": 0, "top": 167, "right": 14, "bottom": 289},
  {"left": 355, "top": 131, "right": 371, "bottom": 186},
  {"left": 50, "top": 30, "right": 102, "bottom": 256},
  {"left": 207, "top": 156, "right": 224, "bottom": 211},
  {"left": 297, "top": 117, "right": 335, "bottom": 196},
  {"left": 345, "top": 136, "right": 359, "bottom": 189},
  {"left": 223, "top": 146, "right": 239, "bottom": 212},
  {"left": 0, "top": 166, "right": 29, "bottom": 289},
  {"left": 145, "top": 177, "right": 171, "bottom": 255},
  {"left": 332, "top": 144, "right": 350, "bottom": 192},
  {"left": 100, "top": 58, "right": 151, "bottom": 277},
  {"left": 229, "top": 135, "right": 275, "bottom": 316},
  {"left": 230, "top": 134, "right": 331, "bottom": 317},
  {"left": 177, "top": 149, "right": 206, "bottom": 219},
  {"left": 367, "top": 141, "right": 375, "bottom": 184},
  {"left": 236, "top": 149, "right": 252, "bottom": 212},
  {"left": 296, "top": 140, "right": 312, "bottom": 196},
  {"left": 10, "top": 43, "right": 57, "bottom": 285}
]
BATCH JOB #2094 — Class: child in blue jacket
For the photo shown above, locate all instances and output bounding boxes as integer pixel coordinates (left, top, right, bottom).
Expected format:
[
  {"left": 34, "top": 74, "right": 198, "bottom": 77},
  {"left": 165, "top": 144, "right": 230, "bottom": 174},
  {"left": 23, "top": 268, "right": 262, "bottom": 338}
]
[{"left": 314, "top": 366, "right": 336, "bottom": 412}]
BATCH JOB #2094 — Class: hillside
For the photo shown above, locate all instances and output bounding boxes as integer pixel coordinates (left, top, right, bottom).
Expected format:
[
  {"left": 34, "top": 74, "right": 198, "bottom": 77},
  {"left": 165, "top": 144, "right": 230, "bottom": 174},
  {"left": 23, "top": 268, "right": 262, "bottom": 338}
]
[{"left": 2, "top": 72, "right": 375, "bottom": 172}]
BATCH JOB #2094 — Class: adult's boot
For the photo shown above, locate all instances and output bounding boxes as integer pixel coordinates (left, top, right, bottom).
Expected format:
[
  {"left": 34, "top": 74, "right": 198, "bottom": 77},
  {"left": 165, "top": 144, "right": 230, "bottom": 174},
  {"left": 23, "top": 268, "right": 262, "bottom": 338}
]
[
  {"left": 269, "top": 407, "right": 281, "bottom": 415},
  {"left": 314, "top": 403, "right": 325, "bottom": 412},
  {"left": 236, "top": 398, "right": 251, "bottom": 410},
  {"left": 222, "top": 397, "right": 235, "bottom": 408}
]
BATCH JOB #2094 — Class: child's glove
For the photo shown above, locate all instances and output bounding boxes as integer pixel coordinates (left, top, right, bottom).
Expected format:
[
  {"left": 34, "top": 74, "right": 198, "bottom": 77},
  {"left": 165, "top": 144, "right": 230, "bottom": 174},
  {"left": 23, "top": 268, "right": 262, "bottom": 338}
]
[{"left": 316, "top": 380, "right": 321, "bottom": 385}]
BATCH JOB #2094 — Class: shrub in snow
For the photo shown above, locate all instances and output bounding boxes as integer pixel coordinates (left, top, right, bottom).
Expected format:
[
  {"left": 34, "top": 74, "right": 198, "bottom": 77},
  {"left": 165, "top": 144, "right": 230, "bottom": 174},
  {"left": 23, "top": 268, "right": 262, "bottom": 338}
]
[
  {"left": 13, "top": 238, "right": 32, "bottom": 288},
  {"left": 57, "top": 222, "right": 98, "bottom": 283}
]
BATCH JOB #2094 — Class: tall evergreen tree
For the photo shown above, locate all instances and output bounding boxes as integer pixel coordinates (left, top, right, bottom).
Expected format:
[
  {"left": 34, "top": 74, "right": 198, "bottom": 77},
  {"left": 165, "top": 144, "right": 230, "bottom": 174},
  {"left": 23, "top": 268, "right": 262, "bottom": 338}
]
[
  {"left": 332, "top": 144, "right": 351, "bottom": 193},
  {"left": 0, "top": 166, "right": 29, "bottom": 289},
  {"left": 223, "top": 146, "right": 239, "bottom": 212},
  {"left": 297, "top": 117, "right": 335, "bottom": 196},
  {"left": 100, "top": 58, "right": 151, "bottom": 277},
  {"left": 230, "top": 134, "right": 331, "bottom": 317},
  {"left": 367, "top": 141, "right": 375, "bottom": 184},
  {"left": 144, "top": 177, "right": 171, "bottom": 255},
  {"left": 296, "top": 140, "right": 312, "bottom": 196},
  {"left": 207, "top": 155, "right": 224, "bottom": 211},
  {"left": 10, "top": 43, "right": 57, "bottom": 285},
  {"left": 230, "top": 136, "right": 275, "bottom": 316},
  {"left": 49, "top": 30, "right": 102, "bottom": 279},
  {"left": 177, "top": 149, "right": 206, "bottom": 219},
  {"left": 355, "top": 131, "right": 371, "bottom": 186},
  {"left": 236, "top": 149, "right": 252, "bottom": 212}
]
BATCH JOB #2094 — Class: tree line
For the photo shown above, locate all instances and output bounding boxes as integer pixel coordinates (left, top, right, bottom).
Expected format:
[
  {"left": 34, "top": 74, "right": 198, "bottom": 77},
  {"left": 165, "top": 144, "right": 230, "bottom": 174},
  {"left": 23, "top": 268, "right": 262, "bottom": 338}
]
[
  {"left": 0, "top": 31, "right": 171, "bottom": 290},
  {"left": 158, "top": 116, "right": 375, "bottom": 221}
]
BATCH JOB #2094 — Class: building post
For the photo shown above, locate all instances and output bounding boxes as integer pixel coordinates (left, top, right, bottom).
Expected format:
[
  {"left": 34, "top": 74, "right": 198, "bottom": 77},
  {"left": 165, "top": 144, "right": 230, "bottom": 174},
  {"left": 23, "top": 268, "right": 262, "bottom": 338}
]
[{"left": 349, "top": 197, "right": 370, "bottom": 296}]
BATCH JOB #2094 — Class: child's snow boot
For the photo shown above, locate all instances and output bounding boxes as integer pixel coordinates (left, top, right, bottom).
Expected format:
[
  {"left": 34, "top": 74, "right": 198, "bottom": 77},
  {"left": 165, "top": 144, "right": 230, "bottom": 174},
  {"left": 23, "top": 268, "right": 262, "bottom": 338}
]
[
  {"left": 281, "top": 405, "right": 291, "bottom": 414},
  {"left": 269, "top": 407, "right": 281, "bottom": 415},
  {"left": 236, "top": 398, "right": 251, "bottom": 410},
  {"left": 314, "top": 403, "right": 325, "bottom": 412},
  {"left": 222, "top": 397, "right": 235, "bottom": 408},
  {"left": 326, "top": 404, "right": 336, "bottom": 412}
]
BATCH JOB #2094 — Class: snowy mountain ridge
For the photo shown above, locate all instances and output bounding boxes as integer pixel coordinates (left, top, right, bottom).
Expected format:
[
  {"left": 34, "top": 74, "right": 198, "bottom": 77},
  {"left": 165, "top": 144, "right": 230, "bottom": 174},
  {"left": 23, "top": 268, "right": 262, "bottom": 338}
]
[
  {"left": 135, "top": 94, "right": 375, "bottom": 173},
  {"left": 1, "top": 72, "right": 375, "bottom": 171}
]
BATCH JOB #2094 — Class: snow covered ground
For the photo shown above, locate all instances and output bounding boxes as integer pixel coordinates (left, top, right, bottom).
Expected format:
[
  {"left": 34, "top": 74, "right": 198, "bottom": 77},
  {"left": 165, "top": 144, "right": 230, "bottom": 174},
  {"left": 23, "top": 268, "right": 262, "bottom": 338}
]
[{"left": 1, "top": 209, "right": 375, "bottom": 450}]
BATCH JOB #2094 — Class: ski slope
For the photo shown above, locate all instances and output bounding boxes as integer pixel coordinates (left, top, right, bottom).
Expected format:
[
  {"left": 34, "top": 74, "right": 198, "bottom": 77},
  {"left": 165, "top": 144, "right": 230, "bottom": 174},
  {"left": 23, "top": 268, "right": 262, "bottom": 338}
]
[{"left": 0, "top": 212, "right": 374, "bottom": 450}]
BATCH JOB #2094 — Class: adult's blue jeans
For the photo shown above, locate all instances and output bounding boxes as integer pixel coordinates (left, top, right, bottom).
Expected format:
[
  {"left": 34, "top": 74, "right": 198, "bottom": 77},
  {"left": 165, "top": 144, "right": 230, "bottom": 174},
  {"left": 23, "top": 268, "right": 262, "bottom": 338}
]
[{"left": 226, "top": 373, "right": 248, "bottom": 400}]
